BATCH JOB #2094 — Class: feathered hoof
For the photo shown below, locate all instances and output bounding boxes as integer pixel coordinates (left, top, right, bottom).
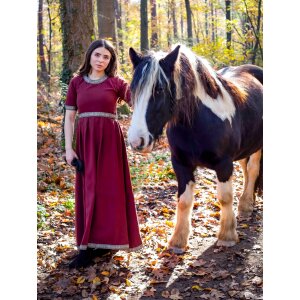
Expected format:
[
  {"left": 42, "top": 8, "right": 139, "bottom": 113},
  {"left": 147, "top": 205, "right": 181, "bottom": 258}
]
[
  {"left": 238, "top": 210, "right": 253, "bottom": 221},
  {"left": 216, "top": 239, "right": 237, "bottom": 247}
]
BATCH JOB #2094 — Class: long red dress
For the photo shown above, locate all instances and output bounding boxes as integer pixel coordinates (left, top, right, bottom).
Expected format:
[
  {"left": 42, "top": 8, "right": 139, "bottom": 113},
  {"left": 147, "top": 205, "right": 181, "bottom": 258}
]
[{"left": 65, "top": 74, "right": 142, "bottom": 251}]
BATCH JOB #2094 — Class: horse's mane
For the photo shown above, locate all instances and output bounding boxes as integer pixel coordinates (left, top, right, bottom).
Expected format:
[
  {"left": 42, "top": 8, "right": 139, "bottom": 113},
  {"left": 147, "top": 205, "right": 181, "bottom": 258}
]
[
  {"left": 130, "top": 45, "right": 248, "bottom": 126},
  {"left": 172, "top": 45, "right": 248, "bottom": 125}
]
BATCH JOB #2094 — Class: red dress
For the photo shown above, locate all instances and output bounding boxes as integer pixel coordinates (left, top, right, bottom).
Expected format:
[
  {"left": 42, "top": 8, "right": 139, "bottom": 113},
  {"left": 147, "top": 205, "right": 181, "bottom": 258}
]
[{"left": 65, "top": 75, "right": 142, "bottom": 251}]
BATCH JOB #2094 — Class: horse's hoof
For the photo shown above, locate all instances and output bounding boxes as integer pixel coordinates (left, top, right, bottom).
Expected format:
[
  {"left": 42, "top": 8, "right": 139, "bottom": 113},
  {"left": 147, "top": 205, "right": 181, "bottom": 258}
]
[
  {"left": 216, "top": 240, "right": 236, "bottom": 247},
  {"left": 168, "top": 246, "right": 186, "bottom": 254},
  {"left": 238, "top": 210, "right": 252, "bottom": 221}
]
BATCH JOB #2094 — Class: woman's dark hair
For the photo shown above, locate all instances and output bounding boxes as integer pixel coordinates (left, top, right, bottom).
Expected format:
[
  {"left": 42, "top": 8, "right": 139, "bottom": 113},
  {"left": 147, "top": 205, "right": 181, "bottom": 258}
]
[{"left": 78, "top": 39, "right": 119, "bottom": 77}]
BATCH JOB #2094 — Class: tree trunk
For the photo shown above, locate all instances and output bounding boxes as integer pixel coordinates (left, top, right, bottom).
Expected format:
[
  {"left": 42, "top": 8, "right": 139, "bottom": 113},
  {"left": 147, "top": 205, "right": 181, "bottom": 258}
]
[
  {"left": 180, "top": 1, "right": 184, "bottom": 41},
  {"left": 171, "top": 0, "right": 178, "bottom": 40},
  {"left": 38, "top": 0, "right": 49, "bottom": 83},
  {"left": 205, "top": 0, "right": 209, "bottom": 40},
  {"left": 97, "top": 0, "right": 116, "bottom": 44},
  {"left": 225, "top": 0, "right": 232, "bottom": 49},
  {"left": 192, "top": 11, "right": 200, "bottom": 44},
  {"left": 215, "top": 6, "right": 218, "bottom": 41},
  {"left": 60, "top": 0, "right": 95, "bottom": 151},
  {"left": 60, "top": 0, "right": 95, "bottom": 84},
  {"left": 211, "top": 0, "right": 215, "bottom": 43},
  {"left": 150, "top": 0, "right": 158, "bottom": 48},
  {"left": 46, "top": 0, "right": 52, "bottom": 88},
  {"left": 140, "top": 0, "right": 149, "bottom": 52},
  {"left": 115, "top": 0, "right": 124, "bottom": 63},
  {"left": 242, "top": 0, "right": 263, "bottom": 62},
  {"left": 252, "top": 0, "right": 262, "bottom": 64},
  {"left": 167, "top": 1, "right": 171, "bottom": 47},
  {"left": 185, "top": 0, "right": 193, "bottom": 46}
]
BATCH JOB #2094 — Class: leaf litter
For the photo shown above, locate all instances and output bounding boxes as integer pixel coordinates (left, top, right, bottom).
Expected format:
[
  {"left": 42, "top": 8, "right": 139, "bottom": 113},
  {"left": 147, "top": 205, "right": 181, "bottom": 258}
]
[{"left": 37, "top": 82, "right": 263, "bottom": 299}]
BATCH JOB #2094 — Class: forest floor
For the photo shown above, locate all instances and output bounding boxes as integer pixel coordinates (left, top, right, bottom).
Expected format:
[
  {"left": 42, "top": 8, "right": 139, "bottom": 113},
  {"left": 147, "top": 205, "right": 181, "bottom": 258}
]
[{"left": 37, "top": 83, "right": 263, "bottom": 300}]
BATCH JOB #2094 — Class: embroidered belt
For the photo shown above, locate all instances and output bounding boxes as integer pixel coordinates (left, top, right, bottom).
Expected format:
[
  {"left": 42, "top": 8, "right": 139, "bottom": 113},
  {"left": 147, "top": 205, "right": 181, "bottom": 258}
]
[{"left": 78, "top": 112, "right": 117, "bottom": 119}]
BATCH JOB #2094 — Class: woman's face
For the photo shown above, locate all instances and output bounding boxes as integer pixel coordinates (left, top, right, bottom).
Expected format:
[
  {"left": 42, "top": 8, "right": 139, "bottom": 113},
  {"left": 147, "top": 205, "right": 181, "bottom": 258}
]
[{"left": 90, "top": 47, "right": 111, "bottom": 74}]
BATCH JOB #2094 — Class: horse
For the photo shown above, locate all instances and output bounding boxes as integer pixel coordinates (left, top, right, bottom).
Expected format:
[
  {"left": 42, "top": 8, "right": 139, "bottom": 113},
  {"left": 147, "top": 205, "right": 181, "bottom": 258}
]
[{"left": 128, "top": 45, "right": 263, "bottom": 253}]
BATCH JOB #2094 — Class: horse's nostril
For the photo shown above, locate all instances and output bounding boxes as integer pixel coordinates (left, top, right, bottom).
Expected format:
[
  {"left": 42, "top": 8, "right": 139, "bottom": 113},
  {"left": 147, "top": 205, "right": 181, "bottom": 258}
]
[
  {"left": 131, "top": 137, "right": 145, "bottom": 151},
  {"left": 148, "top": 135, "right": 153, "bottom": 146},
  {"left": 140, "top": 137, "right": 145, "bottom": 148}
]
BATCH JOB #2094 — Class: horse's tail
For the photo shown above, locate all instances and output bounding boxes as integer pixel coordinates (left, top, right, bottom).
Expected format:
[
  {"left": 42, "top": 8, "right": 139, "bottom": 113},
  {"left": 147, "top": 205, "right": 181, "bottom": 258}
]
[{"left": 254, "top": 149, "right": 263, "bottom": 196}]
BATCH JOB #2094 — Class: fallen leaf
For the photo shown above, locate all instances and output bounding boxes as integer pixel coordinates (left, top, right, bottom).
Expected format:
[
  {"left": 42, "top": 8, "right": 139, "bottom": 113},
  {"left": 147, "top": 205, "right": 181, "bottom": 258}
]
[
  {"left": 92, "top": 277, "right": 101, "bottom": 285},
  {"left": 101, "top": 271, "right": 110, "bottom": 276},
  {"left": 162, "top": 290, "right": 170, "bottom": 298},
  {"left": 76, "top": 276, "right": 85, "bottom": 284},
  {"left": 125, "top": 279, "right": 132, "bottom": 286}
]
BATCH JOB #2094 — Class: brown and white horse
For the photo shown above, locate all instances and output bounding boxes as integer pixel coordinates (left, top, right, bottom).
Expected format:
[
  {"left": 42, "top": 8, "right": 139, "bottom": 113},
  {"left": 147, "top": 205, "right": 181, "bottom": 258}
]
[{"left": 128, "top": 45, "right": 263, "bottom": 253}]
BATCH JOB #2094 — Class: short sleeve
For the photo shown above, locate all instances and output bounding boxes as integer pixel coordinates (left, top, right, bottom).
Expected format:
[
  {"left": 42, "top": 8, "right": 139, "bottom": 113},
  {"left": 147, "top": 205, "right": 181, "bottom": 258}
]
[
  {"left": 116, "top": 77, "right": 132, "bottom": 106},
  {"left": 65, "top": 77, "right": 77, "bottom": 110}
]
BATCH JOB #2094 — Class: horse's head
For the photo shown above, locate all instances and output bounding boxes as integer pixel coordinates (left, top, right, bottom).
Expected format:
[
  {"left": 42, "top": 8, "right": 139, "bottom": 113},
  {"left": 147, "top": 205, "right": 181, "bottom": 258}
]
[{"left": 128, "top": 46, "right": 180, "bottom": 152}]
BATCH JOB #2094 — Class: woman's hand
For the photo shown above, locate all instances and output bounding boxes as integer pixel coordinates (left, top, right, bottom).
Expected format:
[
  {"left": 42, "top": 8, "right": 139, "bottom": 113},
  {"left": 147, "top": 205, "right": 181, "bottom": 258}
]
[{"left": 66, "top": 148, "right": 78, "bottom": 165}]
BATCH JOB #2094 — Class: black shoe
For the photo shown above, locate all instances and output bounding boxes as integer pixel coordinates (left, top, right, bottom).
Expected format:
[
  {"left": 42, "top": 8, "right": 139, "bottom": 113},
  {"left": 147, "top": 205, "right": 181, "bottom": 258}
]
[
  {"left": 91, "top": 248, "right": 111, "bottom": 258},
  {"left": 69, "top": 249, "right": 93, "bottom": 269}
]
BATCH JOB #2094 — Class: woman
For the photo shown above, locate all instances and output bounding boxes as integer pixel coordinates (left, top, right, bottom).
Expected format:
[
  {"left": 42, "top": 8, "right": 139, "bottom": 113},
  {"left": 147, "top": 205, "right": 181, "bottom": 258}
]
[{"left": 64, "top": 39, "right": 142, "bottom": 268}]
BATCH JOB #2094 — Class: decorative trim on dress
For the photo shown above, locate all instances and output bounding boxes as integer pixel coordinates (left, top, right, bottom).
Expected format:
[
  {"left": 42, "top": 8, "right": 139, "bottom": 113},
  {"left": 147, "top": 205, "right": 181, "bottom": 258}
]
[
  {"left": 78, "top": 243, "right": 143, "bottom": 252},
  {"left": 83, "top": 74, "right": 108, "bottom": 84},
  {"left": 78, "top": 112, "right": 117, "bottom": 119},
  {"left": 65, "top": 105, "right": 77, "bottom": 110}
]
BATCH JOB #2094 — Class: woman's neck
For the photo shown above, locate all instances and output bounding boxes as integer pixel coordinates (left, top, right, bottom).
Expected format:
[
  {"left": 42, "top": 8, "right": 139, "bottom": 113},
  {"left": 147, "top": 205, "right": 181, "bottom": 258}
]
[{"left": 89, "top": 70, "right": 105, "bottom": 80}]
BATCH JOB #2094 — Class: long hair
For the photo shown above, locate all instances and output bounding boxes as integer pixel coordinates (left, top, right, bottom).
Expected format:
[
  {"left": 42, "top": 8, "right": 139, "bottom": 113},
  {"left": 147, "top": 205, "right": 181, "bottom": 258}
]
[{"left": 78, "top": 39, "right": 119, "bottom": 77}]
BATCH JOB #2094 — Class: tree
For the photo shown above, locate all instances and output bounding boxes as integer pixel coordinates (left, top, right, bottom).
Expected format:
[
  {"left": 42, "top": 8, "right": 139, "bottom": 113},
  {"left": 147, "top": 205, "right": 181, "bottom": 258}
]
[
  {"left": 205, "top": 0, "right": 209, "bottom": 40},
  {"left": 210, "top": 0, "right": 215, "bottom": 43},
  {"left": 150, "top": 0, "right": 158, "bottom": 48},
  {"left": 60, "top": 0, "right": 95, "bottom": 84},
  {"left": 115, "top": 0, "right": 124, "bottom": 63},
  {"left": 251, "top": 0, "right": 263, "bottom": 63},
  {"left": 185, "top": 0, "right": 193, "bottom": 46},
  {"left": 59, "top": 0, "right": 95, "bottom": 151},
  {"left": 140, "top": 0, "right": 149, "bottom": 52},
  {"left": 170, "top": 0, "right": 178, "bottom": 41},
  {"left": 225, "top": 0, "right": 232, "bottom": 49},
  {"left": 38, "top": 0, "right": 49, "bottom": 83},
  {"left": 97, "top": 0, "right": 116, "bottom": 44}
]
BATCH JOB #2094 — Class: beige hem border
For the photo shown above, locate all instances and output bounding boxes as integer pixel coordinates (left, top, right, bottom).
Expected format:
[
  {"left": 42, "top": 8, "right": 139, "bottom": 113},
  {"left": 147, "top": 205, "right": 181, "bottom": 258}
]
[{"left": 78, "top": 243, "right": 143, "bottom": 252}]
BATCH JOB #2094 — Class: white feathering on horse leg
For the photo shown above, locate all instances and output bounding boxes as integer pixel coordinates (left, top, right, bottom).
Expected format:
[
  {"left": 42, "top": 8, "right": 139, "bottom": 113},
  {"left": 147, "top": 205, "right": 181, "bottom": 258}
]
[
  {"left": 216, "top": 177, "right": 239, "bottom": 247},
  {"left": 168, "top": 181, "right": 195, "bottom": 253}
]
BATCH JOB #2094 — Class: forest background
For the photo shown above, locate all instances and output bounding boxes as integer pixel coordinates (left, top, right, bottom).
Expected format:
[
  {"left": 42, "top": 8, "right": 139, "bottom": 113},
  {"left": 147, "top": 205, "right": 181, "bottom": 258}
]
[
  {"left": 1, "top": 0, "right": 299, "bottom": 299},
  {"left": 38, "top": 0, "right": 263, "bottom": 93}
]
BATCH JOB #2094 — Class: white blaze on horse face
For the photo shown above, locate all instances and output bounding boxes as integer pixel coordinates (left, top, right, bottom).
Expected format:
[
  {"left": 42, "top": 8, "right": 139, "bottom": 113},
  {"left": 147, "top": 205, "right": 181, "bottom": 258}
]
[
  {"left": 128, "top": 95, "right": 150, "bottom": 149},
  {"left": 128, "top": 63, "right": 154, "bottom": 150},
  {"left": 128, "top": 58, "right": 164, "bottom": 151}
]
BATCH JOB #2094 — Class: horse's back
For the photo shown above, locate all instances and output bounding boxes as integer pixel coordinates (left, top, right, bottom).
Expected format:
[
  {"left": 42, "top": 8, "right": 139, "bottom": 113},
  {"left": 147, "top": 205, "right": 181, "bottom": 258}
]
[{"left": 219, "top": 64, "right": 263, "bottom": 85}]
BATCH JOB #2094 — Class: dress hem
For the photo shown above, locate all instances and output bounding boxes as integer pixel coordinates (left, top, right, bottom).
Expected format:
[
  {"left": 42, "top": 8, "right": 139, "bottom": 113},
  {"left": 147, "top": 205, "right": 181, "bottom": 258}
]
[{"left": 78, "top": 243, "right": 143, "bottom": 252}]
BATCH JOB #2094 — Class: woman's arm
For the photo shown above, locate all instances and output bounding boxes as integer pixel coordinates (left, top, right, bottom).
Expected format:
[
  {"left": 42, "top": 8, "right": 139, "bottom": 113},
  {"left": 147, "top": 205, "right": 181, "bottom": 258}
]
[{"left": 64, "top": 110, "right": 78, "bottom": 165}]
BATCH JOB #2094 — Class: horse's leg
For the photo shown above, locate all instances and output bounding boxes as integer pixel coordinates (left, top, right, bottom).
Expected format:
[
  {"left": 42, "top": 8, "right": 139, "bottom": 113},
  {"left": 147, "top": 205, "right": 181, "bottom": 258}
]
[
  {"left": 215, "top": 159, "right": 239, "bottom": 247},
  {"left": 238, "top": 149, "right": 262, "bottom": 219},
  {"left": 168, "top": 158, "right": 195, "bottom": 254}
]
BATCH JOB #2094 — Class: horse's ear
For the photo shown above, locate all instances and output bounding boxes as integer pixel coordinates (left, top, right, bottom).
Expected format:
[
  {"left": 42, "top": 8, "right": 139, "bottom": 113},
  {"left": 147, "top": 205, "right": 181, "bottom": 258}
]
[
  {"left": 159, "top": 45, "right": 181, "bottom": 75},
  {"left": 129, "top": 48, "right": 143, "bottom": 68}
]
